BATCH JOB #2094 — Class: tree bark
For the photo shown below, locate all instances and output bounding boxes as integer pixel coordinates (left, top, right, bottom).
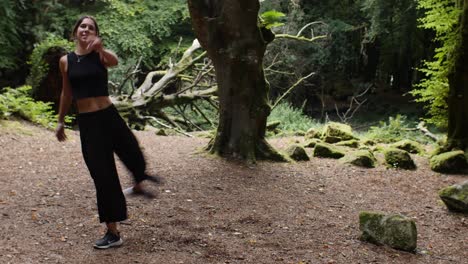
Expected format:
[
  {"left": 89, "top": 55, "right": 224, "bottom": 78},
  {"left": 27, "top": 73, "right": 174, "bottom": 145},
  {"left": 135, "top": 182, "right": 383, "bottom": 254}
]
[
  {"left": 187, "top": 0, "right": 285, "bottom": 162},
  {"left": 447, "top": 0, "right": 468, "bottom": 151}
]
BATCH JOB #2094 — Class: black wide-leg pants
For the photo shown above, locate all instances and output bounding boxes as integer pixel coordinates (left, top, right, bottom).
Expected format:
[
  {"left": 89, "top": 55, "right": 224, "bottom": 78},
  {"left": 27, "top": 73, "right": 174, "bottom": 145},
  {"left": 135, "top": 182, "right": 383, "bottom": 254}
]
[{"left": 78, "top": 104, "right": 147, "bottom": 223}]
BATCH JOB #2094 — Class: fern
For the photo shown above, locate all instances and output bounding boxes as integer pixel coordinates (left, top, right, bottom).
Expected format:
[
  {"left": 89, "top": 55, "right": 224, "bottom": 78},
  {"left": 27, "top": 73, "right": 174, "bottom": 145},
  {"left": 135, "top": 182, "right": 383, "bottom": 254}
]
[
  {"left": 0, "top": 85, "right": 72, "bottom": 128},
  {"left": 260, "top": 10, "right": 286, "bottom": 29}
]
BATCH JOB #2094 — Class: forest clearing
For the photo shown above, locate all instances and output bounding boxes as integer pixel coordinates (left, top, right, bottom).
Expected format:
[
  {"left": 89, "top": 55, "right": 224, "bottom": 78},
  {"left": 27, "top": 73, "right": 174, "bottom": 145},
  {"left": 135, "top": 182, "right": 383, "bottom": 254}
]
[
  {"left": 2, "top": 1, "right": 468, "bottom": 263},
  {"left": 0, "top": 120, "right": 466, "bottom": 264}
]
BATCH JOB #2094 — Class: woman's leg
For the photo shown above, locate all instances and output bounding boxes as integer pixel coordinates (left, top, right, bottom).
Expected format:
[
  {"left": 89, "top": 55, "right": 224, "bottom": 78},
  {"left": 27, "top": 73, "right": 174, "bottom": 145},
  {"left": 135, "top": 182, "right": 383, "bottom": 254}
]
[
  {"left": 79, "top": 113, "right": 127, "bottom": 223},
  {"left": 108, "top": 107, "right": 149, "bottom": 184}
]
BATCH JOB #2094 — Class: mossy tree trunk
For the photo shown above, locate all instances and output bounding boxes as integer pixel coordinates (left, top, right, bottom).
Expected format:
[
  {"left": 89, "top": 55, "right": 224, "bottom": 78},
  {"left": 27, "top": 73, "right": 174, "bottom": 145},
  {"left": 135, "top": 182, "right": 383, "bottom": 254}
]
[
  {"left": 187, "top": 0, "right": 285, "bottom": 162},
  {"left": 447, "top": 0, "right": 468, "bottom": 151}
]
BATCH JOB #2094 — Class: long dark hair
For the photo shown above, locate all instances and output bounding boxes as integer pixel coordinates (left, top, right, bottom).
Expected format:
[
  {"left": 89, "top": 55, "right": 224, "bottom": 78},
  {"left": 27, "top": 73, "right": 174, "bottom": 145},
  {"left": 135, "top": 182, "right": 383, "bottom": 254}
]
[{"left": 71, "top": 15, "right": 100, "bottom": 40}]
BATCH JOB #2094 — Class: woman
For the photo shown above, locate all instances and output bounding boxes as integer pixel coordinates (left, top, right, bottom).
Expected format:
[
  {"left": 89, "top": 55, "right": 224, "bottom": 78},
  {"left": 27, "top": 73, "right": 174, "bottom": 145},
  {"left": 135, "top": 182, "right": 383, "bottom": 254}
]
[{"left": 55, "top": 15, "right": 161, "bottom": 249}]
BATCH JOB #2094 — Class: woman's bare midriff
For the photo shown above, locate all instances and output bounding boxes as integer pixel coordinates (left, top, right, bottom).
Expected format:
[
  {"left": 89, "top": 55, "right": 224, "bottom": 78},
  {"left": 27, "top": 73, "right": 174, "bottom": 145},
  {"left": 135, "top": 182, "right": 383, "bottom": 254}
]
[{"left": 76, "top": 96, "right": 113, "bottom": 113}]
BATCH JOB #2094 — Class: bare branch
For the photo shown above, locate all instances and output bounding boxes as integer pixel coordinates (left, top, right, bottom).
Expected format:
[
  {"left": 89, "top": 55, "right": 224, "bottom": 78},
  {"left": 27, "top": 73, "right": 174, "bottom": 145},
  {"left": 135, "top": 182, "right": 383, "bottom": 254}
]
[{"left": 272, "top": 72, "right": 316, "bottom": 110}]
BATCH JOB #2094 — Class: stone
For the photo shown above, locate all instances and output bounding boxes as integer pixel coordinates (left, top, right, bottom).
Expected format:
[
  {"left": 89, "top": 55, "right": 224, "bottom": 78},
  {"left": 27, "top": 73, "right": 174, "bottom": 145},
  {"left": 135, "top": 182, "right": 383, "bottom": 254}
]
[
  {"left": 286, "top": 144, "right": 310, "bottom": 161},
  {"left": 383, "top": 148, "right": 416, "bottom": 170},
  {"left": 430, "top": 150, "right": 467, "bottom": 173},
  {"left": 320, "top": 122, "right": 355, "bottom": 143},
  {"left": 391, "top": 139, "right": 424, "bottom": 154},
  {"left": 335, "top": 139, "right": 360, "bottom": 148},
  {"left": 340, "top": 150, "right": 376, "bottom": 168},
  {"left": 438, "top": 181, "right": 468, "bottom": 213},
  {"left": 313, "top": 143, "right": 345, "bottom": 159},
  {"left": 359, "top": 211, "right": 417, "bottom": 252}
]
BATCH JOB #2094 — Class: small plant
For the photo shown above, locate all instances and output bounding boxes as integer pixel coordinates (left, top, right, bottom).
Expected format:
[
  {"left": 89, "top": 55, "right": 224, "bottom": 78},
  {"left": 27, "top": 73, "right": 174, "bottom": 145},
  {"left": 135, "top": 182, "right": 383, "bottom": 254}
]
[
  {"left": 268, "top": 101, "right": 320, "bottom": 136},
  {"left": 0, "top": 85, "right": 72, "bottom": 128},
  {"left": 364, "top": 115, "right": 428, "bottom": 144}
]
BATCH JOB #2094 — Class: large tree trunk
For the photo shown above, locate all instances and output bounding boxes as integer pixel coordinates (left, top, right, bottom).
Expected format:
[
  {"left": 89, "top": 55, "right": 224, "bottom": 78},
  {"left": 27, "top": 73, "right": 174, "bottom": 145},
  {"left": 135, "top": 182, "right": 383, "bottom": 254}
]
[
  {"left": 447, "top": 0, "right": 468, "bottom": 151},
  {"left": 187, "top": 0, "right": 285, "bottom": 162}
]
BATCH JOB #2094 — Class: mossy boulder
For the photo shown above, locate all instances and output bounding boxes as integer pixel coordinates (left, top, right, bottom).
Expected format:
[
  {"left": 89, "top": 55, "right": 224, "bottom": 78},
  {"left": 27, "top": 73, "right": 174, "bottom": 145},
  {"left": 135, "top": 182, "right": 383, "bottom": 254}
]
[
  {"left": 438, "top": 181, "right": 468, "bottom": 213},
  {"left": 156, "top": 129, "right": 168, "bottom": 136},
  {"left": 313, "top": 143, "right": 346, "bottom": 159},
  {"left": 321, "top": 122, "right": 355, "bottom": 143},
  {"left": 335, "top": 139, "right": 360, "bottom": 148},
  {"left": 303, "top": 138, "right": 321, "bottom": 148},
  {"left": 359, "top": 211, "right": 417, "bottom": 252},
  {"left": 391, "top": 139, "right": 424, "bottom": 154},
  {"left": 362, "top": 138, "right": 377, "bottom": 146},
  {"left": 340, "top": 150, "right": 377, "bottom": 168},
  {"left": 383, "top": 148, "right": 416, "bottom": 170},
  {"left": 430, "top": 150, "right": 467, "bottom": 173},
  {"left": 286, "top": 144, "right": 310, "bottom": 161},
  {"left": 305, "top": 127, "right": 322, "bottom": 139}
]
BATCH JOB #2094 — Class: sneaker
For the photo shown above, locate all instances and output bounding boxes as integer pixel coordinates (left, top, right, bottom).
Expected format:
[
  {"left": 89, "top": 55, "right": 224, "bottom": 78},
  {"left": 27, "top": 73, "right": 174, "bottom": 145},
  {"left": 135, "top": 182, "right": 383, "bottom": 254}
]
[
  {"left": 145, "top": 174, "right": 165, "bottom": 185},
  {"left": 123, "top": 186, "right": 156, "bottom": 199},
  {"left": 93, "top": 231, "right": 123, "bottom": 249}
]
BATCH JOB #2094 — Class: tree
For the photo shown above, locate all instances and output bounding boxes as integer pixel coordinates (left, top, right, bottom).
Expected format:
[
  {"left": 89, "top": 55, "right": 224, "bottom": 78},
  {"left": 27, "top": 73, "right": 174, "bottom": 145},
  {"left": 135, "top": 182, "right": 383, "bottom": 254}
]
[
  {"left": 187, "top": 0, "right": 285, "bottom": 162},
  {"left": 447, "top": 0, "right": 468, "bottom": 150}
]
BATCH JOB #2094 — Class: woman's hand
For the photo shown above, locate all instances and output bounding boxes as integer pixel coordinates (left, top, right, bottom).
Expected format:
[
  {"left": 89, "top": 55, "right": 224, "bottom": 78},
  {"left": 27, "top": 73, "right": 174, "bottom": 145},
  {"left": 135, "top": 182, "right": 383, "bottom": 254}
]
[
  {"left": 86, "top": 36, "right": 104, "bottom": 52},
  {"left": 55, "top": 122, "right": 67, "bottom": 142}
]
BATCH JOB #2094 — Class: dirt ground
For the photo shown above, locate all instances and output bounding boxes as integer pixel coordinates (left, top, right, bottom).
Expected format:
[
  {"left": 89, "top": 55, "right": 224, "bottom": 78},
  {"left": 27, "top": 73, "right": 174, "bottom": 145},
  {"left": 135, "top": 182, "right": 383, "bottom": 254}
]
[{"left": 0, "top": 120, "right": 467, "bottom": 264}]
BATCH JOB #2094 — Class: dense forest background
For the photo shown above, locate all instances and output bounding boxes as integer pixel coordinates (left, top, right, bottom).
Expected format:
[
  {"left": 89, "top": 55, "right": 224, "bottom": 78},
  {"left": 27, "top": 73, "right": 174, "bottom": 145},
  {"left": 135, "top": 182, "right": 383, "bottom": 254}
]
[{"left": 0, "top": 0, "right": 460, "bottom": 138}]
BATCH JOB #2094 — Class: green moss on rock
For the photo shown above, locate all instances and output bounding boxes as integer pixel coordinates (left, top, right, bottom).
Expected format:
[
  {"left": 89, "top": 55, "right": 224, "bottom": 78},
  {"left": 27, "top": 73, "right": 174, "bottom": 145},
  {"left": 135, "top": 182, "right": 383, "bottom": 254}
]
[
  {"left": 313, "top": 143, "right": 346, "bottom": 159},
  {"left": 321, "top": 122, "right": 355, "bottom": 143},
  {"left": 335, "top": 139, "right": 360, "bottom": 148},
  {"left": 340, "top": 150, "right": 376, "bottom": 168},
  {"left": 438, "top": 181, "right": 468, "bottom": 213},
  {"left": 383, "top": 148, "right": 416, "bottom": 170},
  {"left": 305, "top": 127, "right": 322, "bottom": 139},
  {"left": 430, "top": 150, "right": 467, "bottom": 173},
  {"left": 303, "top": 138, "right": 321, "bottom": 148},
  {"left": 359, "top": 211, "right": 417, "bottom": 252},
  {"left": 286, "top": 144, "right": 310, "bottom": 161},
  {"left": 391, "top": 139, "right": 424, "bottom": 154}
]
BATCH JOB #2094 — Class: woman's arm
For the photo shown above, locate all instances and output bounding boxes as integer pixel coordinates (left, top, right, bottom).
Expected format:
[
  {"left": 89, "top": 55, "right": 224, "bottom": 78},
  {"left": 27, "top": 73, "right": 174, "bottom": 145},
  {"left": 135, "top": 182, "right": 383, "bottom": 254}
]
[
  {"left": 87, "top": 37, "right": 118, "bottom": 67},
  {"left": 55, "top": 55, "right": 73, "bottom": 141}
]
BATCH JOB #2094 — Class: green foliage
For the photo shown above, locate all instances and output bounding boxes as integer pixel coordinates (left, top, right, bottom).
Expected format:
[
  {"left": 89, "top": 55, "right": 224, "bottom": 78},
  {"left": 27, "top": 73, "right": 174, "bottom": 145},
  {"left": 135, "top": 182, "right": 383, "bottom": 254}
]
[
  {"left": 26, "top": 35, "right": 74, "bottom": 93},
  {"left": 260, "top": 10, "right": 286, "bottom": 29},
  {"left": 0, "top": 0, "right": 23, "bottom": 70},
  {"left": 411, "top": 0, "right": 460, "bottom": 128},
  {"left": 97, "top": 0, "right": 191, "bottom": 68},
  {"left": 0, "top": 85, "right": 71, "bottom": 128},
  {"left": 268, "top": 101, "right": 320, "bottom": 135},
  {"left": 364, "top": 114, "right": 427, "bottom": 143}
]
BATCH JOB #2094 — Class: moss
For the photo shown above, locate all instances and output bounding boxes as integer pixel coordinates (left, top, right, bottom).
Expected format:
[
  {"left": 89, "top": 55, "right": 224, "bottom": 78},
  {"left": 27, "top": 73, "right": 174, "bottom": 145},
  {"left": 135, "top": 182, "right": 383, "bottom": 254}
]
[
  {"left": 321, "top": 122, "right": 355, "bottom": 143},
  {"left": 391, "top": 139, "right": 424, "bottom": 154},
  {"left": 303, "top": 138, "right": 321, "bottom": 148},
  {"left": 383, "top": 148, "right": 416, "bottom": 170},
  {"left": 335, "top": 139, "right": 360, "bottom": 148},
  {"left": 438, "top": 182, "right": 468, "bottom": 213},
  {"left": 362, "top": 138, "right": 377, "bottom": 146},
  {"left": 285, "top": 144, "right": 310, "bottom": 161},
  {"left": 359, "top": 211, "right": 417, "bottom": 252},
  {"left": 430, "top": 150, "right": 467, "bottom": 173},
  {"left": 340, "top": 150, "right": 376, "bottom": 168},
  {"left": 383, "top": 215, "right": 417, "bottom": 252},
  {"left": 305, "top": 127, "right": 322, "bottom": 139},
  {"left": 313, "top": 143, "right": 346, "bottom": 159},
  {"left": 359, "top": 211, "right": 386, "bottom": 244}
]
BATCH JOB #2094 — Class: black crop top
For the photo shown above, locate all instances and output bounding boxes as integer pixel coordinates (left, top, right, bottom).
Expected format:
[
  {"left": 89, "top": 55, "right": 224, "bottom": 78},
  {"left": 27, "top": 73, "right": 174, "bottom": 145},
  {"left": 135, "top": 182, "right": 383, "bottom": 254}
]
[{"left": 67, "top": 51, "right": 109, "bottom": 99}]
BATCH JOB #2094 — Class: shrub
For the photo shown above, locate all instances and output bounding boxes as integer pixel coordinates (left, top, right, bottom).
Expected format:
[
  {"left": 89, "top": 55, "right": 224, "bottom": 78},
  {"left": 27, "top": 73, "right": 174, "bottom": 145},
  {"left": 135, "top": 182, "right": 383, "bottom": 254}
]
[
  {"left": 0, "top": 85, "right": 72, "bottom": 128},
  {"left": 364, "top": 115, "right": 428, "bottom": 144},
  {"left": 26, "top": 34, "right": 73, "bottom": 95},
  {"left": 268, "top": 101, "right": 321, "bottom": 136}
]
